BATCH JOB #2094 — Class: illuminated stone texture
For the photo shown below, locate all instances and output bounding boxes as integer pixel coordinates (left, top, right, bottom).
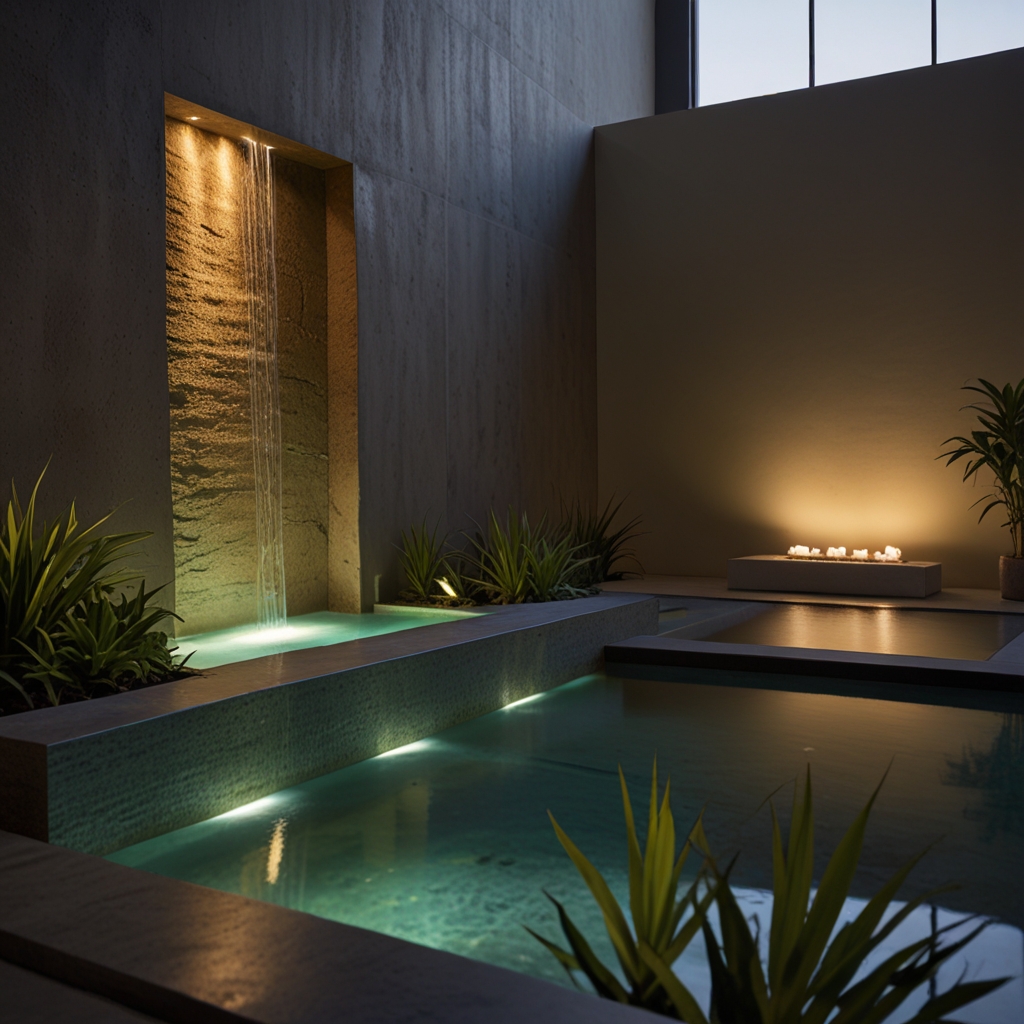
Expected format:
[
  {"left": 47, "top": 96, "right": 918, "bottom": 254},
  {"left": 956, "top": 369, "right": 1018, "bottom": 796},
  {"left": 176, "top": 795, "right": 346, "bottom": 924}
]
[
  {"left": 165, "top": 119, "right": 257, "bottom": 634},
  {"left": 275, "top": 156, "right": 330, "bottom": 616},
  {"left": 166, "top": 121, "right": 332, "bottom": 632}
]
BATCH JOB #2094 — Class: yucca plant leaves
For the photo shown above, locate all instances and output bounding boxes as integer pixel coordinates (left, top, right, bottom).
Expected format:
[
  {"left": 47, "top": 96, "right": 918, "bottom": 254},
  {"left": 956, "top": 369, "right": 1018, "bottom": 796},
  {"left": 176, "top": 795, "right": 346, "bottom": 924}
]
[
  {"left": 536, "top": 760, "right": 1008, "bottom": 1024},
  {"left": 701, "top": 768, "right": 1009, "bottom": 1024},
  {"left": 639, "top": 940, "right": 711, "bottom": 1024},
  {"left": 1, "top": 466, "right": 185, "bottom": 709},
  {"left": 560, "top": 495, "right": 645, "bottom": 586},
  {"left": 530, "top": 760, "right": 710, "bottom": 1017},
  {"left": 396, "top": 519, "right": 448, "bottom": 601}
]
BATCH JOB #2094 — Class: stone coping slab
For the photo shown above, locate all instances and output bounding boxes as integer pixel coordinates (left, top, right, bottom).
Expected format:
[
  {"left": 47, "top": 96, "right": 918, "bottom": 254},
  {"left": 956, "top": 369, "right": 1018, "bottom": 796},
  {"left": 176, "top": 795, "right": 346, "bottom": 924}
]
[
  {"left": 0, "top": 830, "right": 659, "bottom": 1024},
  {"left": 602, "top": 575, "right": 1024, "bottom": 613},
  {"left": 605, "top": 633, "right": 1024, "bottom": 691},
  {"left": 0, "top": 595, "right": 657, "bottom": 855}
]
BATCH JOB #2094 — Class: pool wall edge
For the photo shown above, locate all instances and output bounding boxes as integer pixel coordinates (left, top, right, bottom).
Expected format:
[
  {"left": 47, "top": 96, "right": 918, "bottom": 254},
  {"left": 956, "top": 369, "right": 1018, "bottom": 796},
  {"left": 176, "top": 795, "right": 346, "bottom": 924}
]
[{"left": 0, "top": 595, "right": 658, "bottom": 855}]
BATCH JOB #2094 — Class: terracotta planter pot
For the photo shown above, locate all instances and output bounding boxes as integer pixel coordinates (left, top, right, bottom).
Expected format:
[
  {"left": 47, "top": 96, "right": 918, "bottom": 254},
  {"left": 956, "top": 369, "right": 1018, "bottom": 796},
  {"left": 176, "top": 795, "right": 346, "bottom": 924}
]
[{"left": 999, "top": 555, "right": 1024, "bottom": 601}]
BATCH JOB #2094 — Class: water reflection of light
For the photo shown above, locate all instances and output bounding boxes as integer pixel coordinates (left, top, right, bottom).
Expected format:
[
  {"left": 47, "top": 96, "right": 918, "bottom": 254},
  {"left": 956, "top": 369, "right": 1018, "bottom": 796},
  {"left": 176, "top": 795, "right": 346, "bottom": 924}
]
[{"left": 265, "top": 818, "right": 287, "bottom": 884}]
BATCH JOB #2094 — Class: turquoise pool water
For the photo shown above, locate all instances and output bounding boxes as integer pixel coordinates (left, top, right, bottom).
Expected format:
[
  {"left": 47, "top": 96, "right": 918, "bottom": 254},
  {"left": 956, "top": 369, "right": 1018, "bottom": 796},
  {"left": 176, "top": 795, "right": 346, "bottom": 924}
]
[
  {"left": 173, "top": 608, "right": 478, "bottom": 669},
  {"left": 110, "top": 673, "right": 1024, "bottom": 1021}
]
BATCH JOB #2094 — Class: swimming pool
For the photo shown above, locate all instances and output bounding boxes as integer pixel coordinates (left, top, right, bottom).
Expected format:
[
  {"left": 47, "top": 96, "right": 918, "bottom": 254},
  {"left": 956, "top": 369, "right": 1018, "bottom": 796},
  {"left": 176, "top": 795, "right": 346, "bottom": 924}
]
[{"left": 109, "top": 672, "right": 1024, "bottom": 1021}]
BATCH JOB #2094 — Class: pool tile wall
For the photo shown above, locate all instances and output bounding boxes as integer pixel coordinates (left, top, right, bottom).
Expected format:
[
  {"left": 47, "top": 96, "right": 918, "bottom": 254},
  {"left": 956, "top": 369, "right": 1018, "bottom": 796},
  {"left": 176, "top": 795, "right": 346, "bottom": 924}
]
[{"left": 0, "top": 595, "right": 657, "bottom": 855}]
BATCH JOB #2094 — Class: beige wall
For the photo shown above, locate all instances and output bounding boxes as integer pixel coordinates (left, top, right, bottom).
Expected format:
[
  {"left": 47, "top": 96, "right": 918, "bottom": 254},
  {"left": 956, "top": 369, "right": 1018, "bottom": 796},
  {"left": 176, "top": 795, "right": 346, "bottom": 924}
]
[{"left": 596, "top": 48, "right": 1024, "bottom": 589}]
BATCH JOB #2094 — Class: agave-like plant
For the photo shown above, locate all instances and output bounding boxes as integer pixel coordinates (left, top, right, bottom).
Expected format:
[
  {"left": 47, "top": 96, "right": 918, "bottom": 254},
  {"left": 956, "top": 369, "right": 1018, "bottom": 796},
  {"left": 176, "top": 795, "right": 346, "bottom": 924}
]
[
  {"left": 0, "top": 467, "right": 170, "bottom": 708},
  {"left": 523, "top": 531, "right": 593, "bottom": 601},
  {"left": 643, "top": 768, "right": 1009, "bottom": 1024},
  {"left": 466, "top": 509, "right": 533, "bottom": 604},
  {"left": 940, "top": 378, "right": 1024, "bottom": 557},
  {"left": 562, "top": 496, "right": 644, "bottom": 587},
  {"left": 18, "top": 583, "right": 186, "bottom": 706},
  {"left": 0, "top": 467, "right": 189, "bottom": 710},
  {"left": 527, "top": 760, "right": 714, "bottom": 1019},
  {"left": 397, "top": 519, "right": 447, "bottom": 602}
]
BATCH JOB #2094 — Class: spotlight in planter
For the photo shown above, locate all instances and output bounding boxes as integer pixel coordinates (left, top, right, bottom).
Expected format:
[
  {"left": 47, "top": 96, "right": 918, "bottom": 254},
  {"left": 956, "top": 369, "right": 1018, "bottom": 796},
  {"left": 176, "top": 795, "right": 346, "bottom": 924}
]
[{"left": 436, "top": 577, "right": 458, "bottom": 599}]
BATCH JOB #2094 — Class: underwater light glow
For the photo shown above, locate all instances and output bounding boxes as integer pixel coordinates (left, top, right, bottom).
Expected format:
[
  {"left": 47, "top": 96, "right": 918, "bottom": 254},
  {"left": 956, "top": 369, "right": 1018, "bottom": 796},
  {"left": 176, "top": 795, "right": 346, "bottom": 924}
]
[
  {"left": 376, "top": 739, "right": 435, "bottom": 759},
  {"left": 175, "top": 609, "right": 475, "bottom": 670},
  {"left": 502, "top": 692, "right": 545, "bottom": 711},
  {"left": 215, "top": 794, "right": 286, "bottom": 820}
]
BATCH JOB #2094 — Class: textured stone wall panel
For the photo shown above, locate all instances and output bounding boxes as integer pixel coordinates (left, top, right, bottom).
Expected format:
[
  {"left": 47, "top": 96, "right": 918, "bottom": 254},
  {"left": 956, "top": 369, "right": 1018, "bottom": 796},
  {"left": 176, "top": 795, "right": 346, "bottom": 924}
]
[
  {"left": 274, "top": 156, "right": 330, "bottom": 616},
  {"left": 165, "top": 119, "right": 257, "bottom": 634}
]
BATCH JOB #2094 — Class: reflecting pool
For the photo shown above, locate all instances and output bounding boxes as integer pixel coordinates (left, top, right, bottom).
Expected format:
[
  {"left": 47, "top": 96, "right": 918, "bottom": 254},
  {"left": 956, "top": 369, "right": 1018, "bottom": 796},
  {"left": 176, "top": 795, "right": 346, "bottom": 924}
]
[
  {"left": 173, "top": 607, "right": 480, "bottom": 669},
  {"left": 110, "top": 674, "right": 1024, "bottom": 1021}
]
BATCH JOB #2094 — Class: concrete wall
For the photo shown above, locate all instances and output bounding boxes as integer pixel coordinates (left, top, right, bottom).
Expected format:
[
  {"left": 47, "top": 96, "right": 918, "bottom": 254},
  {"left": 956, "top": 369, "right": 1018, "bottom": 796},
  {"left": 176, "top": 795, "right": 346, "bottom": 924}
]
[
  {"left": 0, "top": 0, "right": 654, "bottom": 611},
  {"left": 596, "top": 49, "right": 1024, "bottom": 589}
]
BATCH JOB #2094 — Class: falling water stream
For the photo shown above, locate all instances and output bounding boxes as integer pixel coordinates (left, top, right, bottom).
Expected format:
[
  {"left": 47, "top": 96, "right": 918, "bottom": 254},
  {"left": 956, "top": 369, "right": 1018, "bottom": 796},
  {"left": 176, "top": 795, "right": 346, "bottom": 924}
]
[{"left": 241, "top": 139, "right": 287, "bottom": 629}]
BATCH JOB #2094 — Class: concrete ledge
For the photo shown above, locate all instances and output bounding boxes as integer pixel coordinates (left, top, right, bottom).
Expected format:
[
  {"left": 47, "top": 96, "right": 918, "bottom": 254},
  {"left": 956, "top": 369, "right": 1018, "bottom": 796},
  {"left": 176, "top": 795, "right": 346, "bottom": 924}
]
[
  {"left": 605, "top": 633, "right": 1024, "bottom": 691},
  {"left": 601, "top": 575, "right": 1024, "bottom": 612},
  {"left": 0, "top": 830, "right": 659, "bottom": 1024},
  {"left": 728, "top": 556, "right": 942, "bottom": 598},
  {"left": 0, "top": 595, "right": 657, "bottom": 855}
]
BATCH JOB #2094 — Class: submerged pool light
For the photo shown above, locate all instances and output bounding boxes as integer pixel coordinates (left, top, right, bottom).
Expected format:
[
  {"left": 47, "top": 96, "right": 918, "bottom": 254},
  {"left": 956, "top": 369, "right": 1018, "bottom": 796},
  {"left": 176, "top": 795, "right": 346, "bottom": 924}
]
[
  {"left": 502, "top": 692, "right": 545, "bottom": 711},
  {"left": 214, "top": 794, "right": 287, "bottom": 820},
  {"left": 375, "top": 739, "right": 435, "bottom": 759}
]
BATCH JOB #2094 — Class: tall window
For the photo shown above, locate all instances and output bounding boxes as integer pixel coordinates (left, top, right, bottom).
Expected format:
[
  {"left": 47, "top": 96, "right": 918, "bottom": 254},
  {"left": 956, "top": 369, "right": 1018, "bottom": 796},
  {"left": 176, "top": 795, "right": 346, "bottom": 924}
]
[
  {"left": 697, "top": 0, "right": 1024, "bottom": 107},
  {"left": 815, "top": 0, "right": 931, "bottom": 86},
  {"left": 937, "top": 0, "right": 1024, "bottom": 63},
  {"left": 699, "top": 0, "right": 807, "bottom": 107}
]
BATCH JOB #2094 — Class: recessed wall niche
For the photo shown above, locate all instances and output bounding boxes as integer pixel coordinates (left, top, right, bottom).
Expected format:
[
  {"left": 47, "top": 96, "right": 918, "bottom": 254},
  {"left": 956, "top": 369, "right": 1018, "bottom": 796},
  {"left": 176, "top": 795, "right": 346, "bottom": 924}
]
[{"left": 164, "top": 95, "right": 359, "bottom": 634}]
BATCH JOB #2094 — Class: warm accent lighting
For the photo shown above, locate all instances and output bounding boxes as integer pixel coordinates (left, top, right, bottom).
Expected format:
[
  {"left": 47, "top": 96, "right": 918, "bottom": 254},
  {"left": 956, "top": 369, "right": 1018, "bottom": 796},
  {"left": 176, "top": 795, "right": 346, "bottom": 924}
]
[
  {"left": 436, "top": 577, "right": 457, "bottom": 598},
  {"left": 787, "top": 544, "right": 903, "bottom": 563},
  {"left": 187, "top": 116, "right": 200, "bottom": 121}
]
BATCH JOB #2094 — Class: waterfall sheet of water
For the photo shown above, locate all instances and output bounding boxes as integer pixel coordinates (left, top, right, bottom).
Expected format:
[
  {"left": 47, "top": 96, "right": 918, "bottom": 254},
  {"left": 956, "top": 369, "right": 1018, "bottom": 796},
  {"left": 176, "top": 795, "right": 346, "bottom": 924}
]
[{"left": 242, "top": 139, "right": 287, "bottom": 629}]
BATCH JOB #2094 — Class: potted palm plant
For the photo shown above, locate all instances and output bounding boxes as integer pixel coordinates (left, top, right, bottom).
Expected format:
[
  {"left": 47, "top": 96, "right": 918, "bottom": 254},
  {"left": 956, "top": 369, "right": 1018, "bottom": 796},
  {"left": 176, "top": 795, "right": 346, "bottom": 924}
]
[{"left": 941, "top": 378, "right": 1024, "bottom": 600}]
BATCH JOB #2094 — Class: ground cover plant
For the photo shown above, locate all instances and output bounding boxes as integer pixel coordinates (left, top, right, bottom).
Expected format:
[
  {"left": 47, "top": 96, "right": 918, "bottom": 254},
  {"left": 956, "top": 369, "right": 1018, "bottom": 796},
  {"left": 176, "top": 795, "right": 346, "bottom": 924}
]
[
  {"left": 396, "top": 498, "right": 642, "bottom": 606},
  {"left": 0, "top": 468, "right": 191, "bottom": 714},
  {"left": 531, "top": 761, "right": 1008, "bottom": 1023}
]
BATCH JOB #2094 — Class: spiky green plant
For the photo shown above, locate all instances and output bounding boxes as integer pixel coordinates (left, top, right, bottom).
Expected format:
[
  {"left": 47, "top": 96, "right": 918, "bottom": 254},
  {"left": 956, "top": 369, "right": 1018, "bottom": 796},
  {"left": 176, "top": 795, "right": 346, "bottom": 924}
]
[
  {"left": 643, "top": 768, "right": 1009, "bottom": 1024},
  {"left": 397, "top": 519, "right": 447, "bottom": 601},
  {"left": 524, "top": 531, "right": 593, "bottom": 601},
  {"left": 1, "top": 466, "right": 185, "bottom": 709},
  {"left": 940, "top": 378, "right": 1024, "bottom": 557},
  {"left": 18, "top": 583, "right": 186, "bottom": 706},
  {"left": 527, "top": 760, "right": 713, "bottom": 1018},
  {"left": 466, "top": 509, "right": 533, "bottom": 604},
  {"left": 563, "top": 496, "right": 644, "bottom": 587}
]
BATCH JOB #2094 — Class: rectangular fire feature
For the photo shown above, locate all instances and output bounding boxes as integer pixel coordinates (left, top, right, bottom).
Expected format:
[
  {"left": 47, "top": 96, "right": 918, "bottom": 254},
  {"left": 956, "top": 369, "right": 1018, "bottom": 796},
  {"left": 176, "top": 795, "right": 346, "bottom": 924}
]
[{"left": 728, "top": 555, "right": 942, "bottom": 598}]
